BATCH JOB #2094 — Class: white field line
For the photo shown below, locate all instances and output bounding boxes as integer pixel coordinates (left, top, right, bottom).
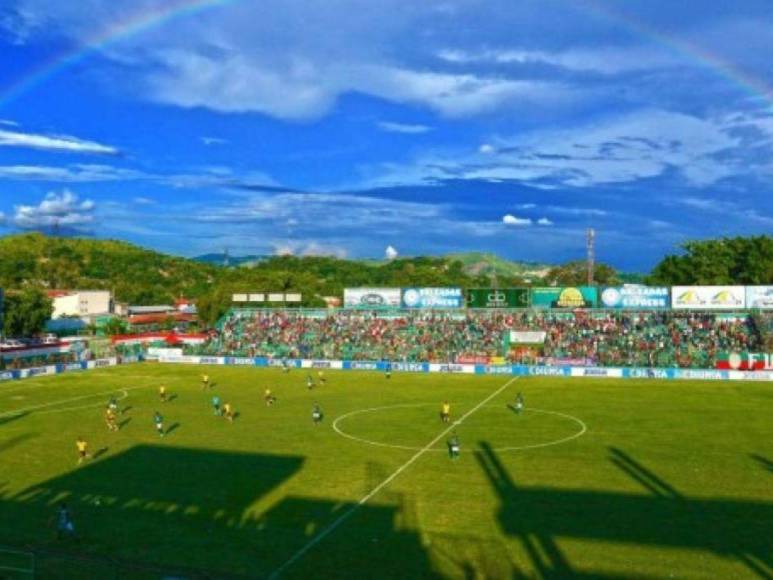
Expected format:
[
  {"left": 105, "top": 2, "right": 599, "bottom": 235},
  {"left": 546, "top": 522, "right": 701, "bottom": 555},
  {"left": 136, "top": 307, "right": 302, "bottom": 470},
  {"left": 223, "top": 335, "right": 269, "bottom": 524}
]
[
  {"left": 332, "top": 404, "right": 586, "bottom": 452},
  {"left": 0, "top": 386, "right": 145, "bottom": 419},
  {"left": 269, "top": 377, "right": 517, "bottom": 579}
]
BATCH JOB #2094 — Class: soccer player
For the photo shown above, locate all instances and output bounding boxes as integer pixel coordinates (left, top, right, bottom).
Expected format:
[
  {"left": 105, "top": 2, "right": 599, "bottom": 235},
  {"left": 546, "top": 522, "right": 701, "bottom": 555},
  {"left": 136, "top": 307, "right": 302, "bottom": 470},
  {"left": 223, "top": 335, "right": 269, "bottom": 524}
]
[
  {"left": 76, "top": 437, "right": 89, "bottom": 464},
  {"left": 159, "top": 384, "right": 167, "bottom": 403},
  {"left": 317, "top": 370, "right": 326, "bottom": 385},
  {"left": 447, "top": 432, "right": 460, "bottom": 460},
  {"left": 282, "top": 359, "right": 291, "bottom": 373},
  {"left": 223, "top": 402, "right": 234, "bottom": 422},
  {"left": 201, "top": 374, "right": 211, "bottom": 391},
  {"left": 53, "top": 503, "right": 77, "bottom": 541},
  {"left": 441, "top": 401, "right": 451, "bottom": 423},
  {"left": 212, "top": 394, "right": 222, "bottom": 416},
  {"left": 105, "top": 407, "right": 118, "bottom": 432},
  {"left": 154, "top": 411, "right": 165, "bottom": 437},
  {"left": 312, "top": 402, "right": 323, "bottom": 425},
  {"left": 108, "top": 396, "right": 119, "bottom": 414},
  {"left": 385, "top": 362, "right": 392, "bottom": 379},
  {"left": 306, "top": 374, "right": 315, "bottom": 390},
  {"left": 514, "top": 392, "right": 524, "bottom": 415},
  {"left": 264, "top": 387, "right": 276, "bottom": 406}
]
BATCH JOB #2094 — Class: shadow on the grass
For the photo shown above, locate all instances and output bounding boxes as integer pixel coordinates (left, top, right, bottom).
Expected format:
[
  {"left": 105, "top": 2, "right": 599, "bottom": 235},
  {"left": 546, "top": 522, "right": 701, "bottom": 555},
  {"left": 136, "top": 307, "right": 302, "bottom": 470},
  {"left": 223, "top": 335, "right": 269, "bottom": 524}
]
[
  {"left": 473, "top": 441, "right": 773, "bottom": 579},
  {"left": 0, "top": 444, "right": 438, "bottom": 579},
  {"left": 750, "top": 454, "right": 773, "bottom": 474},
  {"left": 0, "top": 432, "right": 36, "bottom": 455}
]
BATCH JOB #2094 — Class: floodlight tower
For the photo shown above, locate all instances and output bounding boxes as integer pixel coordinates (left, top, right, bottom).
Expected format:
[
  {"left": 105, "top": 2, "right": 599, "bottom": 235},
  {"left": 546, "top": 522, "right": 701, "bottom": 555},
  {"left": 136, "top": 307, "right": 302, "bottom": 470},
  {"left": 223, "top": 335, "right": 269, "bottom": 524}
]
[{"left": 586, "top": 228, "right": 595, "bottom": 285}]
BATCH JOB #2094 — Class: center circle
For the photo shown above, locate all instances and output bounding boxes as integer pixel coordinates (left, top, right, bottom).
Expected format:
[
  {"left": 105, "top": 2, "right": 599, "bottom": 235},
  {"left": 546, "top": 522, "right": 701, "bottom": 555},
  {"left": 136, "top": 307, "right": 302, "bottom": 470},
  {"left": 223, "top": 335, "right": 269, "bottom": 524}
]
[{"left": 332, "top": 403, "right": 586, "bottom": 452}]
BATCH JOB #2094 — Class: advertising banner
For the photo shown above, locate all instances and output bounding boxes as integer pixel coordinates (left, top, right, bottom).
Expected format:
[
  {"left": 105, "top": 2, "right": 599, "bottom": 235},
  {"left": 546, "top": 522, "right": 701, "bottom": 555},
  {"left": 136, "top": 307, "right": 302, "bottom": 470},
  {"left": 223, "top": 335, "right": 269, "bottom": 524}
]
[
  {"left": 671, "top": 286, "right": 745, "bottom": 310},
  {"left": 745, "top": 286, "right": 773, "bottom": 310},
  {"left": 344, "top": 288, "right": 402, "bottom": 309},
  {"left": 715, "top": 352, "right": 773, "bottom": 371},
  {"left": 531, "top": 286, "right": 598, "bottom": 309},
  {"left": 466, "top": 288, "right": 529, "bottom": 308},
  {"left": 509, "top": 331, "right": 547, "bottom": 344},
  {"left": 600, "top": 286, "right": 669, "bottom": 309},
  {"left": 401, "top": 288, "right": 463, "bottom": 308}
]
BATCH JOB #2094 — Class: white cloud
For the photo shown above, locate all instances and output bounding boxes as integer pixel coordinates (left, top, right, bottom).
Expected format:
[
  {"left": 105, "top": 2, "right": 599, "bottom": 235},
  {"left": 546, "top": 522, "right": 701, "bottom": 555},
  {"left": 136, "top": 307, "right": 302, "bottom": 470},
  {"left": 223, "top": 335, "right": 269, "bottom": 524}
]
[
  {"left": 0, "top": 164, "right": 143, "bottom": 182},
  {"left": 0, "top": 119, "right": 19, "bottom": 127},
  {"left": 377, "top": 122, "right": 432, "bottom": 134},
  {"left": 437, "top": 46, "right": 681, "bottom": 75},
  {"left": 502, "top": 214, "right": 531, "bottom": 226},
  {"left": 133, "top": 197, "right": 156, "bottom": 205},
  {"left": 201, "top": 136, "right": 228, "bottom": 146},
  {"left": 537, "top": 217, "right": 554, "bottom": 226},
  {"left": 0, "top": 128, "right": 119, "bottom": 154},
  {"left": 271, "top": 240, "right": 348, "bottom": 258},
  {"left": 385, "top": 245, "right": 399, "bottom": 259},
  {"left": 479, "top": 143, "right": 495, "bottom": 154},
  {"left": 13, "top": 190, "right": 96, "bottom": 230}
]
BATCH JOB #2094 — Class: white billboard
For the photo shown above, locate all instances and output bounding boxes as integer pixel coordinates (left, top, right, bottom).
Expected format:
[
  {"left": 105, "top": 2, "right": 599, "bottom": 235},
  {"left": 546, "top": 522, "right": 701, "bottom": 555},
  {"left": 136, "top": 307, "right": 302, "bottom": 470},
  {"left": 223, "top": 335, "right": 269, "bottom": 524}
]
[
  {"left": 284, "top": 293, "right": 302, "bottom": 303},
  {"left": 267, "top": 293, "right": 285, "bottom": 302},
  {"left": 248, "top": 293, "right": 265, "bottom": 302},
  {"left": 745, "top": 286, "right": 773, "bottom": 310},
  {"left": 232, "top": 294, "right": 248, "bottom": 302},
  {"left": 344, "top": 288, "right": 401, "bottom": 309},
  {"left": 671, "top": 286, "right": 746, "bottom": 310}
]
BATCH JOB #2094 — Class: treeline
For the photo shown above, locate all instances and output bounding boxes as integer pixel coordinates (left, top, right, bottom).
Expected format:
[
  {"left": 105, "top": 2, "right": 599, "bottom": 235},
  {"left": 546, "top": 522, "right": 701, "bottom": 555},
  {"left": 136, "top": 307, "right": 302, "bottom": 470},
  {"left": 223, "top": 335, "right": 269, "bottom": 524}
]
[{"left": 0, "top": 233, "right": 770, "bottom": 329}]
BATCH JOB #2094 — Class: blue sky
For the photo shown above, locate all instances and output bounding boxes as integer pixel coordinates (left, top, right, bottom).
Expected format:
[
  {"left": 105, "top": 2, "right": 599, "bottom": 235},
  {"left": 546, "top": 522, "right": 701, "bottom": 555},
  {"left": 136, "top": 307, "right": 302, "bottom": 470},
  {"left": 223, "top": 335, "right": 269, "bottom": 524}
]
[{"left": 0, "top": 0, "right": 771, "bottom": 271}]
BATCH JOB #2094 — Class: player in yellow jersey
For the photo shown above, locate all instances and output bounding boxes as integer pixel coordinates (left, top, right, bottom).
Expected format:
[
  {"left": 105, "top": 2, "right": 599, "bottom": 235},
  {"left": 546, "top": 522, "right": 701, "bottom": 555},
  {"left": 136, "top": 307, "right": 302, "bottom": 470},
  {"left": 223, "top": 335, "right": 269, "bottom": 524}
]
[
  {"left": 441, "top": 401, "right": 451, "bottom": 423},
  {"left": 76, "top": 437, "right": 89, "bottom": 464},
  {"left": 201, "top": 374, "right": 210, "bottom": 391},
  {"left": 159, "top": 384, "right": 167, "bottom": 403},
  {"left": 105, "top": 407, "right": 118, "bottom": 432},
  {"left": 223, "top": 402, "right": 234, "bottom": 422},
  {"left": 264, "top": 387, "right": 276, "bottom": 406}
]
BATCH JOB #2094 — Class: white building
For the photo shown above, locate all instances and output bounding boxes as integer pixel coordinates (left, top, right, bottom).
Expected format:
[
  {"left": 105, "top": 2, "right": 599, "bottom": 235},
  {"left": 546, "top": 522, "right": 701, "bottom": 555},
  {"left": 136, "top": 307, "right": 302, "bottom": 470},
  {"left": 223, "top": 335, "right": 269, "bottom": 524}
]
[{"left": 49, "top": 290, "right": 113, "bottom": 319}]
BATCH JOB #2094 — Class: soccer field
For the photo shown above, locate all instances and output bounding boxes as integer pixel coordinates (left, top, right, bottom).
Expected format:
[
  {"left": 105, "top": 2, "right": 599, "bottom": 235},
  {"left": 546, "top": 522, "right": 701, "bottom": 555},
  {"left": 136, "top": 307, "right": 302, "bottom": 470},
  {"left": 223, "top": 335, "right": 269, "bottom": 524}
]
[{"left": 0, "top": 364, "right": 771, "bottom": 579}]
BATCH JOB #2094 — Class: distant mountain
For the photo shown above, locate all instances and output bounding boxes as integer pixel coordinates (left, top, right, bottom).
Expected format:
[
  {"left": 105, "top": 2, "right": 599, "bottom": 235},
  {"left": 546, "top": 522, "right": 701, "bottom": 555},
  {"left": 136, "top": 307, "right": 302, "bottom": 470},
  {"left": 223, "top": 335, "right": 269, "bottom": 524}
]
[
  {"left": 447, "top": 252, "right": 551, "bottom": 280},
  {"left": 193, "top": 253, "right": 269, "bottom": 267}
]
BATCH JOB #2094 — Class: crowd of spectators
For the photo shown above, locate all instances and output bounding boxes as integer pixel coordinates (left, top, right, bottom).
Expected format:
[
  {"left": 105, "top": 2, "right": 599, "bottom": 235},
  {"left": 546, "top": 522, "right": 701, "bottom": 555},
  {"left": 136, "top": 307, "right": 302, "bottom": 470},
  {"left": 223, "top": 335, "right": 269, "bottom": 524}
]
[{"left": 203, "top": 309, "right": 761, "bottom": 368}]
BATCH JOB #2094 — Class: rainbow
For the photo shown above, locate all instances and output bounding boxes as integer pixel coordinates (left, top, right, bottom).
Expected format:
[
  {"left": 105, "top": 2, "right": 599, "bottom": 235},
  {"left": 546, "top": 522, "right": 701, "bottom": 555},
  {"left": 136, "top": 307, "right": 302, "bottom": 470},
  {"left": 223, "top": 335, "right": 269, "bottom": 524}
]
[
  {"left": 582, "top": 0, "right": 772, "bottom": 105},
  {"left": 0, "top": 0, "right": 238, "bottom": 109},
  {"left": 1, "top": 0, "right": 770, "bottom": 110}
]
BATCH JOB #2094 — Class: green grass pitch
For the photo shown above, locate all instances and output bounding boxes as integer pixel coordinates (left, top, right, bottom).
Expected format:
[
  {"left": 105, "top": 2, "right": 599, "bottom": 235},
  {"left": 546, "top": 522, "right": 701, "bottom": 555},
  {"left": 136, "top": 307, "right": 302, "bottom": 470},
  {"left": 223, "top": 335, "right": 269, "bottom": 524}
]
[{"left": 0, "top": 363, "right": 771, "bottom": 579}]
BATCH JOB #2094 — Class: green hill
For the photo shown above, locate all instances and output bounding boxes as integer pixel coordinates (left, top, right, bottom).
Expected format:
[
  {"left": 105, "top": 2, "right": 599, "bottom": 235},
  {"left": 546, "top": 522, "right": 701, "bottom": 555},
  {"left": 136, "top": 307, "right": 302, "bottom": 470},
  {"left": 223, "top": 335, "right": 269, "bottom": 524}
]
[{"left": 447, "top": 252, "right": 551, "bottom": 280}]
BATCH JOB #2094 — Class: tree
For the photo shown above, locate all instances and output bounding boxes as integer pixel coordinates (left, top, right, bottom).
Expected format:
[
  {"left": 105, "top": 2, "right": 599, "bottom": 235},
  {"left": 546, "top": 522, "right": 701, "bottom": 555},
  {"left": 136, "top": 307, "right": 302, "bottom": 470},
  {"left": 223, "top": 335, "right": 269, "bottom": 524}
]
[
  {"left": 648, "top": 236, "right": 773, "bottom": 285},
  {"left": 102, "top": 317, "right": 128, "bottom": 336},
  {"left": 545, "top": 260, "right": 620, "bottom": 286},
  {"left": 2, "top": 288, "right": 53, "bottom": 337}
]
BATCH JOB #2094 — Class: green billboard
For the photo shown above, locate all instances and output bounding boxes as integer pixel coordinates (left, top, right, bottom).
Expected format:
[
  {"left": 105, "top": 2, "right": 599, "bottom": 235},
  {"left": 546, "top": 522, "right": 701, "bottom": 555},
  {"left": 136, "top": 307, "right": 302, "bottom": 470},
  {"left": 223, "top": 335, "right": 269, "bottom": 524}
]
[
  {"left": 466, "top": 288, "right": 529, "bottom": 308},
  {"left": 531, "top": 286, "right": 598, "bottom": 309}
]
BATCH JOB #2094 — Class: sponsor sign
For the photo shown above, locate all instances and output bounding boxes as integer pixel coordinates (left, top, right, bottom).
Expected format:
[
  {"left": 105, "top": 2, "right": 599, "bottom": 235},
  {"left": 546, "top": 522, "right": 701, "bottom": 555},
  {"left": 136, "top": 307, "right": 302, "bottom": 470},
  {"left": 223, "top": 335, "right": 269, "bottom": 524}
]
[
  {"left": 715, "top": 352, "right": 773, "bottom": 371},
  {"left": 600, "top": 286, "right": 669, "bottom": 309},
  {"left": 344, "top": 288, "right": 402, "bottom": 309},
  {"left": 481, "top": 365, "right": 514, "bottom": 375},
  {"left": 0, "top": 370, "right": 15, "bottom": 381},
  {"left": 392, "top": 362, "right": 429, "bottom": 372},
  {"left": 267, "top": 293, "right": 285, "bottom": 302},
  {"left": 147, "top": 347, "right": 183, "bottom": 358},
  {"left": 539, "top": 357, "right": 595, "bottom": 367},
  {"left": 510, "top": 331, "right": 547, "bottom": 344},
  {"left": 527, "top": 366, "right": 569, "bottom": 376},
  {"left": 456, "top": 355, "right": 491, "bottom": 364},
  {"left": 248, "top": 293, "right": 265, "bottom": 302},
  {"left": 625, "top": 368, "right": 673, "bottom": 379},
  {"left": 745, "top": 286, "right": 773, "bottom": 310},
  {"left": 402, "top": 288, "right": 464, "bottom": 309},
  {"left": 232, "top": 294, "right": 248, "bottom": 302},
  {"left": 348, "top": 361, "right": 380, "bottom": 370},
  {"left": 671, "top": 286, "right": 745, "bottom": 310},
  {"left": 674, "top": 369, "right": 727, "bottom": 380},
  {"left": 429, "top": 363, "right": 475, "bottom": 374},
  {"left": 531, "top": 287, "right": 598, "bottom": 309},
  {"left": 284, "top": 293, "right": 302, "bottom": 303},
  {"left": 466, "top": 288, "right": 529, "bottom": 308}
]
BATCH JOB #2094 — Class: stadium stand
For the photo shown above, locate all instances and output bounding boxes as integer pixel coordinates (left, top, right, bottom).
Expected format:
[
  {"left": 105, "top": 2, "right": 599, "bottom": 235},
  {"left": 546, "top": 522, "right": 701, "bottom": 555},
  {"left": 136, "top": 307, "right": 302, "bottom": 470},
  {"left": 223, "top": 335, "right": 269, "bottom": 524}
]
[{"left": 200, "top": 309, "right": 761, "bottom": 368}]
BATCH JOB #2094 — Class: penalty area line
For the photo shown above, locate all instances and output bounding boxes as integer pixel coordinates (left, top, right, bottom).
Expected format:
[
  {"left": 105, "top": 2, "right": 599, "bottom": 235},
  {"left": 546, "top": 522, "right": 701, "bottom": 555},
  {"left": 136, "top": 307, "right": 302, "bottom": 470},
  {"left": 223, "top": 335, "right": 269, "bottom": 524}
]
[{"left": 268, "top": 376, "right": 517, "bottom": 579}]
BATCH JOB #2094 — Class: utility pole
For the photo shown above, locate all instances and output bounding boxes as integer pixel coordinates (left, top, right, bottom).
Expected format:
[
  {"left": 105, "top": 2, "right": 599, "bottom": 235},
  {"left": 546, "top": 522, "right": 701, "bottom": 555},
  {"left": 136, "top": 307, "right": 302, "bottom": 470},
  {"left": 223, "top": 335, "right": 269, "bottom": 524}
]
[
  {"left": 223, "top": 247, "right": 230, "bottom": 267},
  {"left": 586, "top": 228, "right": 595, "bottom": 285}
]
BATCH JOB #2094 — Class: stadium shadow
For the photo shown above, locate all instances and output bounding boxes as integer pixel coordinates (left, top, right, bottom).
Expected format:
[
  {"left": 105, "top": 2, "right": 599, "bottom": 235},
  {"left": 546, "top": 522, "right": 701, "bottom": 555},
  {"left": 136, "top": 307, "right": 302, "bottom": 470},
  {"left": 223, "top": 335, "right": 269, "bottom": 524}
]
[
  {"left": 475, "top": 442, "right": 773, "bottom": 579},
  {"left": 0, "top": 432, "right": 36, "bottom": 455},
  {"left": 0, "top": 412, "right": 28, "bottom": 427},
  {"left": 751, "top": 454, "right": 773, "bottom": 474},
  {"left": 0, "top": 445, "right": 439, "bottom": 578}
]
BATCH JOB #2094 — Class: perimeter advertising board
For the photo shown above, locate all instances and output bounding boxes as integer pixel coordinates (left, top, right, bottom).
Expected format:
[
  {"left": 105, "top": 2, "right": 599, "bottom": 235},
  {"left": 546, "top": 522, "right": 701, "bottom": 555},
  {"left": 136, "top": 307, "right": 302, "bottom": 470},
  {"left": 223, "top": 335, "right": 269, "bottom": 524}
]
[
  {"left": 402, "top": 288, "right": 463, "bottom": 308},
  {"left": 466, "top": 288, "right": 529, "bottom": 308},
  {"left": 745, "top": 286, "right": 773, "bottom": 310},
  {"left": 600, "top": 286, "right": 669, "bottom": 309},
  {"left": 671, "top": 286, "right": 745, "bottom": 310},
  {"left": 531, "top": 286, "right": 598, "bottom": 309},
  {"left": 343, "top": 288, "right": 401, "bottom": 309}
]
